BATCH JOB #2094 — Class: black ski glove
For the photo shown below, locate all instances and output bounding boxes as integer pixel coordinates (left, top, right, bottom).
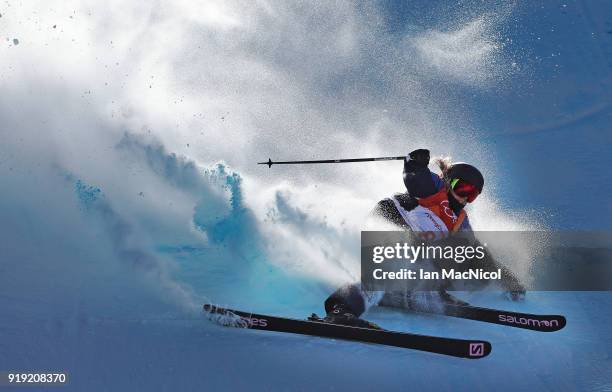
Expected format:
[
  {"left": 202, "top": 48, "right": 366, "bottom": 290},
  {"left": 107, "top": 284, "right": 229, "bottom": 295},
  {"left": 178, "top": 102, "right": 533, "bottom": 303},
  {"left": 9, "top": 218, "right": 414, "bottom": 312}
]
[
  {"left": 403, "top": 149, "right": 436, "bottom": 197},
  {"left": 408, "top": 149, "right": 430, "bottom": 168}
]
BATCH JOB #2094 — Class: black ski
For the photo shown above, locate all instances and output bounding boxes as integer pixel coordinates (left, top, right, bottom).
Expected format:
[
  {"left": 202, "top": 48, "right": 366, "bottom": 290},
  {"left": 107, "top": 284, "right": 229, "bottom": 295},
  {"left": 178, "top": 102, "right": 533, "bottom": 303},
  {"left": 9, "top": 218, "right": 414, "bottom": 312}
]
[
  {"left": 418, "top": 303, "right": 566, "bottom": 332},
  {"left": 203, "top": 304, "right": 491, "bottom": 359}
]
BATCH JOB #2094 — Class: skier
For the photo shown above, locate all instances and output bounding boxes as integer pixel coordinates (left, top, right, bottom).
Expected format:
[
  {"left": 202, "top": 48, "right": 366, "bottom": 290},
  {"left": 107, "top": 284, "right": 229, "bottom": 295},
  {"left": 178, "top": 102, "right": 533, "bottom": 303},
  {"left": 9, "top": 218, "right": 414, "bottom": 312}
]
[{"left": 322, "top": 149, "right": 526, "bottom": 328}]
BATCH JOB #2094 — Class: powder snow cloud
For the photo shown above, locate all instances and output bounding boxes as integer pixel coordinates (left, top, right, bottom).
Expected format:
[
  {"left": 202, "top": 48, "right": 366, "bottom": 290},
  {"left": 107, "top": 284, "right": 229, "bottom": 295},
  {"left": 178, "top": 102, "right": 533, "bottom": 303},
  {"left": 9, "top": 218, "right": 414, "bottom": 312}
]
[{"left": 0, "top": 1, "right": 535, "bottom": 313}]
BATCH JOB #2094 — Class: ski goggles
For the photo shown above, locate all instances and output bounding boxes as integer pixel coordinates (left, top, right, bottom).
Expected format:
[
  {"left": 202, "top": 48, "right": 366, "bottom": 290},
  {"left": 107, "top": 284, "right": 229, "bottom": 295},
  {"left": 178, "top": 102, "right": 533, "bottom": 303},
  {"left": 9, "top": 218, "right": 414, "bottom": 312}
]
[{"left": 450, "top": 179, "right": 480, "bottom": 203}]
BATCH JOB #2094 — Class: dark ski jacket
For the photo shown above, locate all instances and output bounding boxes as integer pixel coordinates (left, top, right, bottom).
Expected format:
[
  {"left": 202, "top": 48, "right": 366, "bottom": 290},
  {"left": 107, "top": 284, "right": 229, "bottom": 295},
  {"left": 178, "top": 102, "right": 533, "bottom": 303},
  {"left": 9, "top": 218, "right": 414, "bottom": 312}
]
[
  {"left": 369, "top": 155, "right": 524, "bottom": 293},
  {"left": 371, "top": 157, "right": 471, "bottom": 231}
]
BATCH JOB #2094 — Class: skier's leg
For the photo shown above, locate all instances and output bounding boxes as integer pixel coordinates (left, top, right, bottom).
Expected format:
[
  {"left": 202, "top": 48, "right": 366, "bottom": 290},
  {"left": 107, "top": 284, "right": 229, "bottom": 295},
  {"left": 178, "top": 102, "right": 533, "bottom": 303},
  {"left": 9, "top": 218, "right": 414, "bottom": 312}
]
[
  {"left": 323, "top": 283, "right": 384, "bottom": 328},
  {"left": 379, "top": 290, "right": 469, "bottom": 313},
  {"left": 378, "top": 290, "right": 414, "bottom": 310}
]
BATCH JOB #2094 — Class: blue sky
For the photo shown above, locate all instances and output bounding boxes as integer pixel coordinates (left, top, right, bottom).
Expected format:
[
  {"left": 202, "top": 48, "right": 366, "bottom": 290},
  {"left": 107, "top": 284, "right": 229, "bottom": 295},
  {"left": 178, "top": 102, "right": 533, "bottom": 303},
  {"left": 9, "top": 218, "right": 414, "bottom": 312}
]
[{"left": 382, "top": 0, "right": 612, "bottom": 228}]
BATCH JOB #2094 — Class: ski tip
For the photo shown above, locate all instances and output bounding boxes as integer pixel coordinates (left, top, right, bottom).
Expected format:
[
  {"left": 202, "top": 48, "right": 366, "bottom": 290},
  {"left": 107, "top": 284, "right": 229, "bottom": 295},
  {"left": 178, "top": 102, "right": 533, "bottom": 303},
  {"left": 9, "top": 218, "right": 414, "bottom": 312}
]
[
  {"left": 548, "top": 315, "right": 567, "bottom": 332},
  {"left": 559, "top": 315, "right": 567, "bottom": 330}
]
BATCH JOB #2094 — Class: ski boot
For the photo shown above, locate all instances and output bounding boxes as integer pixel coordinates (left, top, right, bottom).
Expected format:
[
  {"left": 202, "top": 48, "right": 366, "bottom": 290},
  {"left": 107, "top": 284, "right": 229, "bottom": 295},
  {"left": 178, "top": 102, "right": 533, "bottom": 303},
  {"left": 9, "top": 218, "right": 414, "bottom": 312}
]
[{"left": 310, "top": 304, "right": 382, "bottom": 330}]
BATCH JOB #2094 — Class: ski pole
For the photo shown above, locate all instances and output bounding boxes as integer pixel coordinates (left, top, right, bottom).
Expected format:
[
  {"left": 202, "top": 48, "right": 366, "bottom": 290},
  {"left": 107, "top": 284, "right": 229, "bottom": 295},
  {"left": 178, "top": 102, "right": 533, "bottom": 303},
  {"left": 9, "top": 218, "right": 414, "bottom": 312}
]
[{"left": 258, "top": 156, "right": 406, "bottom": 168}]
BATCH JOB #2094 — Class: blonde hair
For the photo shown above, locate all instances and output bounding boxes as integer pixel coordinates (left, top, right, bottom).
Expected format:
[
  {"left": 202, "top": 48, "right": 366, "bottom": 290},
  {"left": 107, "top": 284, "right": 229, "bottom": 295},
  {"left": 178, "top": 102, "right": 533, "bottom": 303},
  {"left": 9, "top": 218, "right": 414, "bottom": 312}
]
[{"left": 433, "top": 156, "right": 453, "bottom": 180}]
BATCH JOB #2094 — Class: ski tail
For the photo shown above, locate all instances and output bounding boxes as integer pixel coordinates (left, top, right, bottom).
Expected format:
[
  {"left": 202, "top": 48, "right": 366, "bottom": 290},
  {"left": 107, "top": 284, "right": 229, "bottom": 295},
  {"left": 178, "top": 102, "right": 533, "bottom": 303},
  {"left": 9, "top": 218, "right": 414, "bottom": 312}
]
[{"left": 203, "top": 304, "right": 492, "bottom": 359}]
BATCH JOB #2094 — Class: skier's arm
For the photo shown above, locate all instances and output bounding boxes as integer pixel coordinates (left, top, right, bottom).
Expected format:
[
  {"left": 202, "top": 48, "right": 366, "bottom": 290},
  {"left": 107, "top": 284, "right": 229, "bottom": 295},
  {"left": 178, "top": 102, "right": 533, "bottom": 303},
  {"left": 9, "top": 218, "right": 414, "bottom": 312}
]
[
  {"left": 403, "top": 149, "right": 439, "bottom": 197},
  {"left": 458, "top": 219, "right": 525, "bottom": 300}
]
